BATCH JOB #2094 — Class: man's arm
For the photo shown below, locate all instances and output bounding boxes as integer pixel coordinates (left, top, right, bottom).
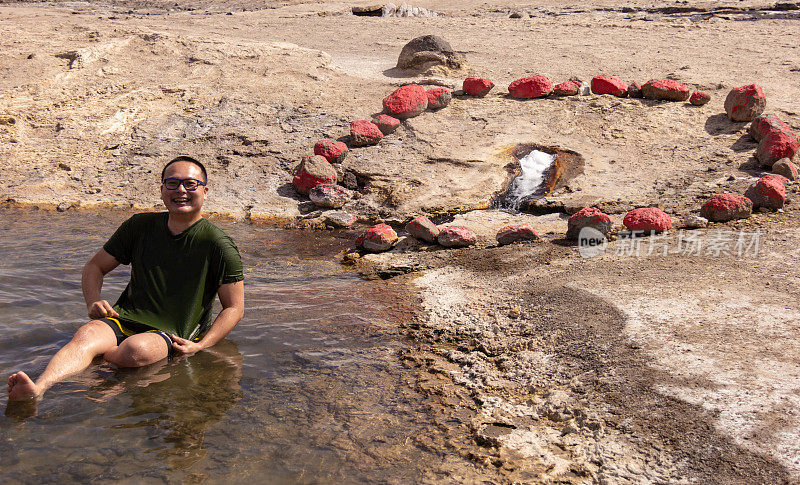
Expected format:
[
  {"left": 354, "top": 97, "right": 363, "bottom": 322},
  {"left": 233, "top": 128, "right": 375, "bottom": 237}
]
[
  {"left": 170, "top": 280, "right": 245, "bottom": 354},
  {"left": 82, "top": 249, "right": 121, "bottom": 319}
]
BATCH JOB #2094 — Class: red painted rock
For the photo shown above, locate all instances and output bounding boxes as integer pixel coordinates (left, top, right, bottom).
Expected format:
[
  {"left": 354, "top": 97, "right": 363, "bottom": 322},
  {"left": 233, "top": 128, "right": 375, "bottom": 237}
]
[
  {"left": 405, "top": 215, "right": 440, "bottom": 243},
  {"left": 371, "top": 114, "right": 401, "bottom": 135},
  {"left": 773, "top": 158, "right": 799, "bottom": 181},
  {"left": 293, "top": 155, "right": 337, "bottom": 195},
  {"left": 495, "top": 224, "right": 539, "bottom": 245},
  {"left": 350, "top": 120, "right": 383, "bottom": 147},
  {"left": 749, "top": 114, "right": 793, "bottom": 142},
  {"left": 383, "top": 84, "right": 428, "bottom": 119},
  {"left": 745, "top": 176, "right": 786, "bottom": 210},
  {"left": 641, "top": 79, "right": 690, "bottom": 101},
  {"left": 313, "top": 140, "right": 348, "bottom": 164},
  {"left": 508, "top": 76, "right": 553, "bottom": 99},
  {"left": 591, "top": 75, "right": 628, "bottom": 97},
  {"left": 761, "top": 173, "right": 790, "bottom": 186},
  {"left": 689, "top": 91, "right": 711, "bottom": 106},
  {"left": 628, "top": 82, "right": 642, "bottom": 98},
  {"left": 756, "top": 130, "right": 800, "bottom": 167},
  {"left": 724, "top": 84, "right": 766, "bottom": 122},
  {"left": 309, "top": 183, "right": 352, "bottom": 209},
  {"left": 623, "top": 207, "right": 672, "bottom": 232},
  {"left": 437, "top": 226, "right": 477, "bottom": 248},
  {"left": 553, "top": 80, "right": 581, "bottom": 96},
  {"left": 699, "top": 194, "right": 753, "bottom": 222},
  {"left": 463, "top": 77, "right": 494, "bottom": 96},
  {"left": 356, "top": 223, "right": 398, "bottom": 252},
  {"left": 426, "top": 87, "right": 452, "bottom": 110},
  {"left": 566, "top": 207, "right": 613, "bottom": 240}
]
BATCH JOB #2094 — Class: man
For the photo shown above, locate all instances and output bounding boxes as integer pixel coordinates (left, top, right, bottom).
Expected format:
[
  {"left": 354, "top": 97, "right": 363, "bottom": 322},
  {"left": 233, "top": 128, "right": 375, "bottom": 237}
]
[{"left": 7, "top": 156, "right": 245, "bottom": 405}]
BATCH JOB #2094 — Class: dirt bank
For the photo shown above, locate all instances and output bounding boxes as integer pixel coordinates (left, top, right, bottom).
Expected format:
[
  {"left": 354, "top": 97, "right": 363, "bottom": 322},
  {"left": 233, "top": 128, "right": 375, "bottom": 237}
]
[{"left": 2, "top": 0, "right": 800, "bottom": 482}]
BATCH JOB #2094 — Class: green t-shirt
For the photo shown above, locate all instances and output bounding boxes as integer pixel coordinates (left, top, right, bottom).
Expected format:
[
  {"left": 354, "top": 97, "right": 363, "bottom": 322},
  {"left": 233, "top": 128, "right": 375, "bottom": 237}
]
[{"left": 103, "top": 212, "right": 244, "bottom": 340}]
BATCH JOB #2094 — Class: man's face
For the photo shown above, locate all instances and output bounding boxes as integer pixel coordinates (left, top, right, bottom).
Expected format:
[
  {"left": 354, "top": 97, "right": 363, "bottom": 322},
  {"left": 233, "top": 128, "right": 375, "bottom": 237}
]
[{"left": 160, "top": 161, "right": 209, "bottom": 216}]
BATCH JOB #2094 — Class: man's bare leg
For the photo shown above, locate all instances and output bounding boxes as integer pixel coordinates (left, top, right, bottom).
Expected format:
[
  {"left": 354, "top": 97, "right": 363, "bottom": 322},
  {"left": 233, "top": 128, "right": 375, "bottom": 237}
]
[
  {"left": 104, "top": 332, "right": 169, "bottom": 368},
  {"left": 7, "top": 320, "right": 118, "bottom": 401}
]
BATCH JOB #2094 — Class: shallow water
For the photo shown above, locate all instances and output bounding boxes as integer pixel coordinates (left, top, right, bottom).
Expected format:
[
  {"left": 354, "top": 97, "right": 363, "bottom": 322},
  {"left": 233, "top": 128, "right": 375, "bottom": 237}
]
[{"left": 0, "top": 208, "right": 446, "bottom": 483}]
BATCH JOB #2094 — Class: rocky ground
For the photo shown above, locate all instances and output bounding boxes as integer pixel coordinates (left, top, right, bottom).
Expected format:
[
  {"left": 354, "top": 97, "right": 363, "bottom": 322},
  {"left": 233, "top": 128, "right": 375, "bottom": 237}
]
[{"left": 2, "top": 0, "right": 800, "bottom": 482}]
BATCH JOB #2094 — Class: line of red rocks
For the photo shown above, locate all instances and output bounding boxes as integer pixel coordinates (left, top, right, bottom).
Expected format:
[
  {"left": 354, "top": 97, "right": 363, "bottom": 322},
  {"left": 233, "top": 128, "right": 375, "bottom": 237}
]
[
  {"left": 566, "top": 83, "right": 798, "bottom": 239},
  {"left": 462, "top": 74, "right": 711, "bottom": 106},
  {"left": 291, "top": 74, "right": 797, "bottom": 253}
]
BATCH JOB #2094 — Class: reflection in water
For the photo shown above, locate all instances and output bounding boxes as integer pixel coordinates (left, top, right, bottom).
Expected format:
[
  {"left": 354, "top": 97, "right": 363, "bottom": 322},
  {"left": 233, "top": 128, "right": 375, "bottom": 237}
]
[{"left": 88, "top": 341, "right": 243, "bottom": 470}]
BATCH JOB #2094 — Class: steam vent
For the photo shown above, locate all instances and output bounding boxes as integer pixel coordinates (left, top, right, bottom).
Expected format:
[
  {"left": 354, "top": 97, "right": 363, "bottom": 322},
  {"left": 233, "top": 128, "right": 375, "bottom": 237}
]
[{"left": 492, "top": 144, "right": 585, "bottom": 211}]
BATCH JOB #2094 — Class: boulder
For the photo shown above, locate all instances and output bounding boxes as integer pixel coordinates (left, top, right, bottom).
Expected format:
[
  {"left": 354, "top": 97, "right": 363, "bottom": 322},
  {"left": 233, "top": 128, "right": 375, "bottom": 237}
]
[
  {"left": 313, "top": 140, "right": 348, "bottom": 164},
  {"left": 293, "top": 155, "right": 337, "bottom": 195},
  {"left": 756, "top": 130, "right": 799, "bottom": 167},
  {"left": 508, "top": 76, "right": 553, "bottom": 99},
  {"left": 426, "top": 87, "right": 452, "bottom": 110},
  {"left": 749, "top": 114, "right": 792, "bottom": 142},
  {"left": 496, "top": 224, "right": 539, "bottom": 245},
  {"left": 325, "top": 211, "right": 357, "bottom": 228},
  {"left": 356, "top": 223, "right": 398, "bottom": 252},
  {"left": 463, "top": 77, "right": 494, "bottom": 97},
  {"left": 371, "top": 114, "right": 401, "bottom": 135},
  {"left": 699, "top": 194, "right": 753, "bottom": 222},
  {"left": 623, "top": 207, "right": 672, "bottom": 232},
  {"left": 438, "top": 226, "right": 477, "bottom": 248},
  {"left": 773, "top": 158, "right": 799, "bottom": 181},
  {"left": 627, "top": 82, "right": 642, "bottom": 98},
  {"left": 350, "top": 120, "right": 384, "bottom": 146},
  {"left": 745, "top": 176, "right": 786, "bottom": 210},
  {"left": 566, "top": 207, "right": 613, "bottom": 240},
  {"left": 689, "top": 91, "right": 710, "bottom": 106},
  {"left": 724, "top": 84, "right": 766, "bottom": 122},
  {"left": 383, "top": 84, "right": 428, "bottom": 119},
  {"left": 641, "top": 79, "right": 691, "bottom": 101},
  {"left": 405, "top": 215, "right": 440, "bottom": 243},
  {"left": 396, "top": 35, "right": 466, "bottom": 72},
  {"left": 591, "top": 75, "right": 628, "bottom": 97},
  {"left": 553, "top": 80, "right": 581, "bottom": 96},
  {"left": 683, "top": 214, "right": 708, "bottom": 229},
  {"left": 309, "top": 184, "right": 352, "bottom": 209}
]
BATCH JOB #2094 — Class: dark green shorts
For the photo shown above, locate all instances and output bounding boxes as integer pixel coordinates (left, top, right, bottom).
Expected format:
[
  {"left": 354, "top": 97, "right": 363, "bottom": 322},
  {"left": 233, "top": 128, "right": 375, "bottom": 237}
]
[{"left": 100, "top": 317, "right": 175, "bottom": 357}]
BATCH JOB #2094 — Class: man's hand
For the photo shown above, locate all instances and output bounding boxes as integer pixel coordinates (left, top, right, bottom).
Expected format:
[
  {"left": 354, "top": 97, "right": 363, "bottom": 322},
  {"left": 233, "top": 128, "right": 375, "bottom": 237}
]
[
  {"left": 87, "top": 300, "right": 119, "bottom": 319},
  {"left": 170, "top": 335, "right": 204, "bottom": 355}
]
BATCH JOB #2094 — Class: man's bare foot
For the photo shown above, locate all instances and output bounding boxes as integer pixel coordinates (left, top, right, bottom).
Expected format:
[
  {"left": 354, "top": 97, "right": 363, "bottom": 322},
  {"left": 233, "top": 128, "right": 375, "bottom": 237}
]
[{"left": 7, "top": 372, "right": 39, "bottom": 401}]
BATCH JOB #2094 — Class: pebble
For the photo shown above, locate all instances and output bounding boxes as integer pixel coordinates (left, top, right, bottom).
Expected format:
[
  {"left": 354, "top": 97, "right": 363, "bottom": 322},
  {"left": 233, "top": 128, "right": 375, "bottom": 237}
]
[
  {"left": 683, "top": 214, "right": 708, "bottom": 228},
  {"left": 57, "top": 201, "right": 71, "bottom": 212}
]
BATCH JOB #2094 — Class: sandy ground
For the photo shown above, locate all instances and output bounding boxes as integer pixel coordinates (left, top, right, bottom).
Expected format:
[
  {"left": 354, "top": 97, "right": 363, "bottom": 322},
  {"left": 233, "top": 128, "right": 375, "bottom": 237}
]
[{"left": 2, "top": 0, "right": 800, "bottom": 482}]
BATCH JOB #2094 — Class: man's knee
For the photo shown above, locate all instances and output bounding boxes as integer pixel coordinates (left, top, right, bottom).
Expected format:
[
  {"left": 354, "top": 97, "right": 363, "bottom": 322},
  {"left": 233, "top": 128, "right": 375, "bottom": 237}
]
[
  {"left": 71, "top": 320, "right": 116, "bottom": 352},
  {"left": 105, "top": 334, "right": 167, "bottom": 368}
]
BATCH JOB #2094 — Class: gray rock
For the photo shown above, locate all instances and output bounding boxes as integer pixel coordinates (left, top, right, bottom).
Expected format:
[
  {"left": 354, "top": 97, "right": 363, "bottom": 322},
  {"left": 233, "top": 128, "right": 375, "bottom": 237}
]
[
  {"left": 57, "top": 201, "right": 71, "bottom": 212},
  {"left": 773, "top": 158, "right": 798, "bottom": 181},
  {"left": 682, "top": 214, "right": 708, "bottom": 228},
  {"left": 325, "top": 211, "right": 357, "bottom": 228}
]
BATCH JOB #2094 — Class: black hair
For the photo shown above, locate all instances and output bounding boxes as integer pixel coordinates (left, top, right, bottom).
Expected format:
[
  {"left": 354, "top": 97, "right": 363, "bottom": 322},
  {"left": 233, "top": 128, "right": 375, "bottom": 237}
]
[{"left": 161, "top": 156, "right": 208, "bottom": 184}]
